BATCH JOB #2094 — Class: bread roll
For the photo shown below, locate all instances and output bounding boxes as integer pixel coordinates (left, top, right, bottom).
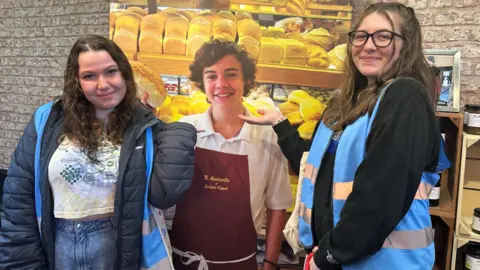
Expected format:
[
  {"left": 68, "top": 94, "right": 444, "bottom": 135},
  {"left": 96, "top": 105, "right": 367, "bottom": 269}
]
[
  {"left": 186, "top": 35, "right": 210, "bottom": 57},
  {"left": 261, "top": 26, "right": 267, "bottom": 37},
  {"left": 127, "top": 6, "right": 147, "bottom": 17},
  {"left": 238, "top": 36, "right": 260, "bottom": 59},
  {"left": 307, "top": 46, "right": 330, "bottom": 68},
  {"left": 130, "top": 61, "right": 166, "bottom": 108},
  {"left": 298, "top": 120, "right": 317, "bottom": 140},
  {"left": 139, "top": 32, "right": 163, "bottom": 54},
  {"left": 188, "top": 18, "right": 212, "bottom": 38},
  {"left": 278, "top": 101, "right": 299, "bottom": 115},
  {"left": 218, "top": 11, "right": 234, "bottom": 21},
  {"left": 213, "top": 19, "right": 237, "bottom": 40},
  {"left": 258, "top": 37, "right": 283, "bottom": 63},
  {"left": 285, "top": 32, "right": 303, "bottom": 41},
  {"left": 288, "top": 90, "right": 310, "bottom": 105},
  {"left": 141, "top": 14, "right": 166, "bottom": 35},
  {"left": 237, "top": 19, "right": 262, "bottom": 41},
  {"left": 163, "top": 36, "right": 187, "bottom": 55},
  {"left": 165, "top": 13, "right": 189, "bottom": 37},
  {"left": 113, "top": 30, "right": 138, "bottom": 53},
  {"left": 299, "top": 97, "right": 325, "bottom": 121},
  {"left": 286, "top": 111, "right": 304, "bottom": 125}
]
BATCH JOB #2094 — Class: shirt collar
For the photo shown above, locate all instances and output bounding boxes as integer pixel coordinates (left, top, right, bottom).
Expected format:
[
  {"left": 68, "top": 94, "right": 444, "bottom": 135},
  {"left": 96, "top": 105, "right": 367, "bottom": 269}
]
[{"left": 197, "top": 106, "right": 253, "bottom": 141}]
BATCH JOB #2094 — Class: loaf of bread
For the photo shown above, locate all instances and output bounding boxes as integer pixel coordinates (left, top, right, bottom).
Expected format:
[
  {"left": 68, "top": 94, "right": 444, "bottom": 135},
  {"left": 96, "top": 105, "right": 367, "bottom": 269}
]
[
  {"left": 237, "top": 19, "right": 262, "bottom": 41},
  {"left": 328, "top": 43, "right": 347, "bottom": 69},
  {"left": 234, "top": 12, "right": 253, "bottom": 24},
  {"left": 238, "top": 36, "right": 260, "bottom": 59},
  {"left": 139, "top": 32, "right": 163, "bottom": 54},
  {"left": 213, "top": 19, "right": 237, "bottom": 41},
  {"left": 115, "top": 13, "right": 142, "bottom": 36},
  {"left": 141, "top": 14, "right": 167, "bottom": 35},
  {"left": 281, "top": 39, "right": 307, "bottom": 66},
  {"left": 258, "top": 37, "right": 282, "bottom": 63},
  {"left": 177, "top": 10, "right": 194, "bottom": 21},
  {"left": 130, "top": 61, "right": 167, "bottom": 108},
  {"left": 307, "top": 46, "right": 330, "bottom": 68},
  {"left": 188, "top": 18, "right": 212, "bottom": 38},
  {"left": 186, "top": 35, "right": 210, "bottom": 57},
  {"left": 163, "top": 36, "right": 187, "bottom": 55},
  {"left": 127, "top": 6, "right": 147, "bottom": 17},
  {"left": 164, "top": 13, "right": 189, "bottom": 37},
  {"left": 193, "top": 11, "right": 221, "bottom": 23},
  {"left": 113, "top": 30, "right": 138, "bottom": 53},
  {"left": 217, "top": 10, "right": 234, "bottom": 21},
  {"left": 303, "top": 28, "right": 333, "bottom": 50},
  {"left": 267, "top": 27, "right": 285, "bottom": 38}
]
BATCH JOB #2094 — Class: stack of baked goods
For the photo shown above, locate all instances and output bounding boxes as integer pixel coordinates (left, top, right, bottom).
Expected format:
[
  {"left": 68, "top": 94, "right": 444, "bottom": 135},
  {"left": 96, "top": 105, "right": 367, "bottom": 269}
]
[
  {"left": 237, "top": 18, "right": 262, "bottom": 59},
  {"left": 277, "top": 90, "right": 326, "bottom": 140},
  {"left": 163, "top": 12, "right": 190, "bottom": 55},
  {"left": 139, "top": 13, "right": 166, "bottom": 54},
  {"left": 112, "top": 9, "right": 143, "bottom": 53}
]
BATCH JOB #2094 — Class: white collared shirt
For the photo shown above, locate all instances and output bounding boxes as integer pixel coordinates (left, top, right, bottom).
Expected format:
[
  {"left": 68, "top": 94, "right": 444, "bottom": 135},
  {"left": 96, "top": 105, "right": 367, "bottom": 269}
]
[{"left": 180, "top": 108, "right": 292, "bottom": 233}]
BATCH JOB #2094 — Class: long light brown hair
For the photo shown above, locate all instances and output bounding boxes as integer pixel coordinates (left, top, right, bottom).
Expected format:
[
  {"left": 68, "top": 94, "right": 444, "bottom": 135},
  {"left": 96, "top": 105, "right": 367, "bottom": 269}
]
[
  {"left": 323, "top": 2, "right": 435, "bottom": 131},
  {"left": 62, "top": 35, "right": 137, "bottom": 162}
]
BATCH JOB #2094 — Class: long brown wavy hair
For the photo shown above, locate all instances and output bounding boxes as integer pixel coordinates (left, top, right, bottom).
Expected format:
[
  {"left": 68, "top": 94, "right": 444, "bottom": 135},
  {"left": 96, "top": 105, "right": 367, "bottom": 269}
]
[
  {"left": 323, "top": 2, "right": 435, "bottom": 131},
  {"left": 62, "top": 35, "right": 137, "bottom": 162}
]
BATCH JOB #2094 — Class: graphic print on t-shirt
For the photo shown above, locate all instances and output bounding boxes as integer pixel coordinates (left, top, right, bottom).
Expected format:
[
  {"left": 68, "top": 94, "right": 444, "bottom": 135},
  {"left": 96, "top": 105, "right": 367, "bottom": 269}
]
[{"left": 56, "top": 139, "right": 120, "bottom": 198}]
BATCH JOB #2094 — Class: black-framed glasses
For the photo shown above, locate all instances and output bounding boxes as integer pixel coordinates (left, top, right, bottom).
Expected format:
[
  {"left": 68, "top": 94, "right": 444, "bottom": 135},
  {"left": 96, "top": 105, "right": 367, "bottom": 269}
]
[{"left": 348, "top": 30, "right": 405, "bottom": 48}]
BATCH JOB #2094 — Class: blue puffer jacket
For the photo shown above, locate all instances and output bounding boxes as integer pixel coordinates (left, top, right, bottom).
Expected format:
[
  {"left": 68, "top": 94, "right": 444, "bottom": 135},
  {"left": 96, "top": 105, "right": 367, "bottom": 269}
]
[{"left": 0, "top": 100, "right": 197, "bottom": 270}]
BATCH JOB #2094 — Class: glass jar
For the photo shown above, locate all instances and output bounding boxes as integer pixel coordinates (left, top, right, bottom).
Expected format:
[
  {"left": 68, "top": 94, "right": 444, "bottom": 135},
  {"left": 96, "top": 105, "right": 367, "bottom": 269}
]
[
  {"left": 466, "top": 242, "right": 480, "bottom": 270},
  {"left": 473, "top": 207, "right": 480, "bottom": 235}
]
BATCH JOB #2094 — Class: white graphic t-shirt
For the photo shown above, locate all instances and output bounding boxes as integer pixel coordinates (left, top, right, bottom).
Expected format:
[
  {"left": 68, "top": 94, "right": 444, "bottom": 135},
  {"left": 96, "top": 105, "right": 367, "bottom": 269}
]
[{"left": 48, "top": 136, "right": 121, "bottom": 219}]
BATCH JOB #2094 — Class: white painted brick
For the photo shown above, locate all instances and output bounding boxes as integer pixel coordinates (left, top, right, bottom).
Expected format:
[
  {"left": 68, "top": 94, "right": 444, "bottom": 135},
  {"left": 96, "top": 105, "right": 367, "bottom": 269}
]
[
  {"left": 435, "top": 10, "right": 478, "bottom": 25},
  {"left": 455, "top": 0, "right": 480, "bottom": 7}
]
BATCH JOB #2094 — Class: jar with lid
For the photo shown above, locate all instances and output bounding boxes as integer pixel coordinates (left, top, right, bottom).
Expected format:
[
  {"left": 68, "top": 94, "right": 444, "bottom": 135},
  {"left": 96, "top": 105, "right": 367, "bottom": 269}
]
[
  {"left": 473, "top": 207, "right": 480, "bottom": 235},
  {"left": 464, "top": 105, "right": 480, "bottom": 135},
  {"left": 466, "top": 242, "right": 480, "bottom": 270}
]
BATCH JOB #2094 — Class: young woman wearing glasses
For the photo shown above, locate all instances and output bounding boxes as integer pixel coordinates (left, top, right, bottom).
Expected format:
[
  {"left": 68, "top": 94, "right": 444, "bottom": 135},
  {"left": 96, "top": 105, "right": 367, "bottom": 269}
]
[{"left": 242, "top": 2, "right": 449, "bottom": 270}]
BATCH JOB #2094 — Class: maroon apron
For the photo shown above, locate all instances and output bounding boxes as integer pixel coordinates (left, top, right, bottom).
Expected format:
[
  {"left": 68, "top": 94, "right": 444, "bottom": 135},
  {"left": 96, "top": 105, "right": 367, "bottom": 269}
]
[{"left": 170, "top": 147, "right": 257, "bottom": 270}]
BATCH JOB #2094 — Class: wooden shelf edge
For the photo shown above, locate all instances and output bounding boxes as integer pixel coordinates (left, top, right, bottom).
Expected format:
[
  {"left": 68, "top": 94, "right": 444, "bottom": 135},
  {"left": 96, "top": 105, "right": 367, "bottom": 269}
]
[
  {"left": 430, "top": 207, "right": 455, "bottom": 219},
  {"left": 307, "top": 3, "right": 352, "bottom": 12},
  {"left": 136, "top": 53, "right": 345, "bottom": 88}
]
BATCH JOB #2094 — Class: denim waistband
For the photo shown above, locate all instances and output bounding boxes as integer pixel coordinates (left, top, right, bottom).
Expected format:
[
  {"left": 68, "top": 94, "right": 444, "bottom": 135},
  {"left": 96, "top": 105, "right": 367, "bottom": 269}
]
[{"left": 55, "top": 218, "right": 113, "bottom": 234}]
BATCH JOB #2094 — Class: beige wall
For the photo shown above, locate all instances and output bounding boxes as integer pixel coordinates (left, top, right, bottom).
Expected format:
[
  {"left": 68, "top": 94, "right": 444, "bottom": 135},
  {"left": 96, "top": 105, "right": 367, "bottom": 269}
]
[{"left": 0, "top": 0, "right": 479, "bottom": 168}]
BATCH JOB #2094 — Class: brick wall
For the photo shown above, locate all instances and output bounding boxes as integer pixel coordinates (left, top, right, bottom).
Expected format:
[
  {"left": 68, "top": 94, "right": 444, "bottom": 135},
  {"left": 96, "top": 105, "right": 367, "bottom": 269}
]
[
  {"left": 0, "top": 0, "right": 109, "bottom": 169},
  {"left": 353, "top": 0, "right": 480, "bottom": 104}
]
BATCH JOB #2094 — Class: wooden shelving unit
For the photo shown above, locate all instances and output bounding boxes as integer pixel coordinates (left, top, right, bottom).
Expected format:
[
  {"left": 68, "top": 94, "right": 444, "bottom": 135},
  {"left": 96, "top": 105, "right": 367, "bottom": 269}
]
[
  {"left": 450, "top": 132, "right": 480, "bottom": 270},
  {"left": 430, "top": 112, "right": 464, "bottom": 270},
  {"left": 137, "top": 52, "right": 345, "bottom": 88}
]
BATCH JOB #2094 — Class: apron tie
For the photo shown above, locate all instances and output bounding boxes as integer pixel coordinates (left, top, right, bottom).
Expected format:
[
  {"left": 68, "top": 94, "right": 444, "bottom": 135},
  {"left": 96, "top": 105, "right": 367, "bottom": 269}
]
[{"left": 172, "top": 247, "right": 257, "bottom": 270}]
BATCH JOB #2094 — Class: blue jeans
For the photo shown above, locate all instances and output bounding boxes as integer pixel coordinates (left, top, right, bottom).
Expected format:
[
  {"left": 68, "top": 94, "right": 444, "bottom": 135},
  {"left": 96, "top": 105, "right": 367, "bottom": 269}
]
[{"left": 55, "top": 218, "right": 117, "bottom": 270}]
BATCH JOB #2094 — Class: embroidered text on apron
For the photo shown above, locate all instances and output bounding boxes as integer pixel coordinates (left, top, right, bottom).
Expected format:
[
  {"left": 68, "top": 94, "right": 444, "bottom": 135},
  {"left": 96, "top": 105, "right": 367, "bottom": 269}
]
[{"left": 170, "top": 147, "right": 257, "bottom": 270}]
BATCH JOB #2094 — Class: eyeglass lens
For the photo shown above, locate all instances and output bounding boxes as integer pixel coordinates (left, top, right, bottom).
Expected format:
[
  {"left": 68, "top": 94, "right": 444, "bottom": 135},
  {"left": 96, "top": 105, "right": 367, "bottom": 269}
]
[{"left": 350, "top": 31, "right": 394, "bottom": 47}]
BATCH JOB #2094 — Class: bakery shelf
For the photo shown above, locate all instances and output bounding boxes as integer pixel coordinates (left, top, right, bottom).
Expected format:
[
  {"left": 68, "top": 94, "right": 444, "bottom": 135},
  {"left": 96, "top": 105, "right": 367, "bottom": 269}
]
[
  {"left": 464, "top": 180, "right": 480, "bottom": 191},
  {"left": 136, "top": 52, "right": 345, "bottom": 89},
  {"left": 124, "top": 52, "right": 137, "bottom": 61},
  {"left": 229, "top": 7, "right": 351, "bottom": 20},
  {"left": 232, "top": 0, "right": 288, "bottom": 7},
  {"left": 458, "top": 216, "right": 480, "bottom": 241},
  {"left": 307, "top": 3, "right": 352, "bottom": 12}
]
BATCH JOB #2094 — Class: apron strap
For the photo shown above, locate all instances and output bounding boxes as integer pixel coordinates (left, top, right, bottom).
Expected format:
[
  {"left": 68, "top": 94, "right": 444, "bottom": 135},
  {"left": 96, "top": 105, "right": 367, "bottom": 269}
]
[{"left": 172, "top": 247, "right": 256, "bottom": 270}]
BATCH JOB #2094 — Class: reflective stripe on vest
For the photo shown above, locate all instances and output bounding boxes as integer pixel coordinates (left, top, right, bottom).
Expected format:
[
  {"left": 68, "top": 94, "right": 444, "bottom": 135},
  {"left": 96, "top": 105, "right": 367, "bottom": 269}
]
[{"left": 332, "top": 181, "right": 434, "bottom": 201}]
